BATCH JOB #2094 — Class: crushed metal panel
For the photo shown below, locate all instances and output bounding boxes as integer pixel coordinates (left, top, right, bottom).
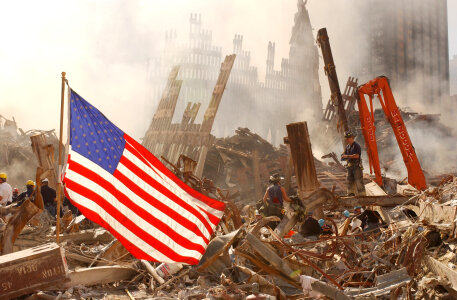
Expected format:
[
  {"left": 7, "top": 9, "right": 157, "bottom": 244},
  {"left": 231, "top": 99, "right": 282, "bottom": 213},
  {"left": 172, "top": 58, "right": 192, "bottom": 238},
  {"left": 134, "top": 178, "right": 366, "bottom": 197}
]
[
  {"left": 419, "top": 200, "right": 456, "bottom": 225},
  {"left": 425, "top": 256, "right": 457, "bottom": 290},
  {"left": 0, "top": 243, "right": 68, "bottom": 299}
]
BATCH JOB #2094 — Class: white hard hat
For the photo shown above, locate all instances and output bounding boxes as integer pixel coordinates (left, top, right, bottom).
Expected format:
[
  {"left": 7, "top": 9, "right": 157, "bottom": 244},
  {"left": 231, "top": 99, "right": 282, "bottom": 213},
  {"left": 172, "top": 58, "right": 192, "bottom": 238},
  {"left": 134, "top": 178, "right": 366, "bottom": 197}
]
[{"left": 42, "top": 178, "right": 49, "bottom": 183}]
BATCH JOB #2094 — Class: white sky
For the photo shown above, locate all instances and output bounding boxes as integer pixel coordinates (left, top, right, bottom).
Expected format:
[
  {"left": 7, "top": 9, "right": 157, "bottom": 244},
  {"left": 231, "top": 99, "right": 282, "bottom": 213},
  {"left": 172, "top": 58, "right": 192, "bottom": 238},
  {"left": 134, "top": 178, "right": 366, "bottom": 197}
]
[{"left": 0, "top": 0, "right": 456, "bottom": 139}]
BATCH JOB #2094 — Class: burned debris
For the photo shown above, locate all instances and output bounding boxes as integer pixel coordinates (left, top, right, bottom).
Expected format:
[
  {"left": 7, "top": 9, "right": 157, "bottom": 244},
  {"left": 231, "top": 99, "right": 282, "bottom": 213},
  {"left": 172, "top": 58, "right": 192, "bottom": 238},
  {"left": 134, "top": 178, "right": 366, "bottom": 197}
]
[
  {"left": 1, "top": 112, "right": 456, "bottom": 299},
  {"left": 1, "top": 2, "right": 456, "bottom": 300}
]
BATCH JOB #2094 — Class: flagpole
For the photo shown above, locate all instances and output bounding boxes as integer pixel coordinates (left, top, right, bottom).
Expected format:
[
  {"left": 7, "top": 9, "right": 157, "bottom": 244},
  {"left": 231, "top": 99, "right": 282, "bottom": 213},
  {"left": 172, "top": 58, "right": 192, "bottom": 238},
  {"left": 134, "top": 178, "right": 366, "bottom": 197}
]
[{"left": 56, "top": 71, "right": 66, "bottom": 243}]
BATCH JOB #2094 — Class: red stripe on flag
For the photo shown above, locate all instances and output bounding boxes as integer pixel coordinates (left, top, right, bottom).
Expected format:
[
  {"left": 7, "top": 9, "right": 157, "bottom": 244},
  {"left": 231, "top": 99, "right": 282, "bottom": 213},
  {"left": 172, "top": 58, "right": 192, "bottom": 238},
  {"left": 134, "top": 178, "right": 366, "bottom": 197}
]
[
  {"left": 124, "top": 135, "right": 225, "bottom": 211},
  {"left": 65, "top": 176, "right": 201, "bottom": 264},
  {"left": 118, "top": 155, "right": 216, "bottom": 231},
  {"left": 63, "top": 188, "right": 157, "bottom": 262},
  {"left": 67, "top": 159, "right": 208, "bottom": 251}
]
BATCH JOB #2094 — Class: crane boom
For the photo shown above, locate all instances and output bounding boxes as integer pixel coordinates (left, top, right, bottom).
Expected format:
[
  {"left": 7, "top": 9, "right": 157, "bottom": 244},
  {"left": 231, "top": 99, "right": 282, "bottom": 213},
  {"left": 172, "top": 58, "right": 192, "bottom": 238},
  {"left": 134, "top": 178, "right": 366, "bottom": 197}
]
[{"left": 356, "top": 76, "right": 427, "bottom": 191}]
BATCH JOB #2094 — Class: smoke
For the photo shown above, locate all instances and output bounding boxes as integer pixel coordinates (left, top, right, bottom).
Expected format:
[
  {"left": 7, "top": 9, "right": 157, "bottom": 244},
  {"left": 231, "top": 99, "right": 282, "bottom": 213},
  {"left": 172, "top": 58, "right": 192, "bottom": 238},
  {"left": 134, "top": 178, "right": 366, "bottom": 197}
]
[
  {"left": 0, "top": 1, "right": 455, "bottom": 171},
  {"left": 382, "top": 122, "right": 457, "bottom": 178}
]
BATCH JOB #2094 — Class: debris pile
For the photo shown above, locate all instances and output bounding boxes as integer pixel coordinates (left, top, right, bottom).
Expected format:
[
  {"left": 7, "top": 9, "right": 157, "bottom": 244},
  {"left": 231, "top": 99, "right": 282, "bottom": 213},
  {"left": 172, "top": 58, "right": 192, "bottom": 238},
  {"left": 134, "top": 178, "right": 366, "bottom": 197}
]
[
  {"left": 0, "top": 115, "right": 58, "bottom": 187},
  {"left": 203, "top": 127, "right": 348, "bottom": 206},
  {"left": 3, "top": 140, "right": 457, "bottom": 300}
]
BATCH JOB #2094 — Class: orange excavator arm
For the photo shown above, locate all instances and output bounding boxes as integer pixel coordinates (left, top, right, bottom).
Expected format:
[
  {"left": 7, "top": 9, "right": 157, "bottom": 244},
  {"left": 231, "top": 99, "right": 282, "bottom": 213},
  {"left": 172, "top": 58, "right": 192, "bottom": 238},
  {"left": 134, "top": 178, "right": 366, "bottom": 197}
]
[{"left": 356, "top": 76, "right": 427, "bottom": 191}]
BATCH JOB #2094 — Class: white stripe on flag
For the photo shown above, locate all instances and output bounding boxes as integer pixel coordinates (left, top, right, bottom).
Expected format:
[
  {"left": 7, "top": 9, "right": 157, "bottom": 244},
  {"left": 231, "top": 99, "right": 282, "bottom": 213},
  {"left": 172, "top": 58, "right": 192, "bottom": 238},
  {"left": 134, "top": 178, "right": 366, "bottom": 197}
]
[
  {"left": 69, "top": 150, "right": 212, "bottom": 240},
  {"left": 123, "top": 146, "right": 223, "bottom": 218},
  {"left": 117, "top": 161, "right": 212, "bottom": 237},
  {"left": 65, "top": 167, "right": 206, "bottom": 257},
  {"left": 65, "top": 186, "right": 179, "bottom": 263}
]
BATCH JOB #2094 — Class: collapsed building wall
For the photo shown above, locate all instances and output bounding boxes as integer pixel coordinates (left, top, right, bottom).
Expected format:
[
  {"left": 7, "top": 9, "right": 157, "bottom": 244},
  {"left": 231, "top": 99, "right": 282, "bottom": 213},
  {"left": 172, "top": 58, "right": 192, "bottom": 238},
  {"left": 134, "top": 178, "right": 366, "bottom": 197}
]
[
  {"left": 142, "top": 55, "right": 235, "bottom": 177},
  {"left": 147, "top": 1, "right": 323, "bottom": 145}
]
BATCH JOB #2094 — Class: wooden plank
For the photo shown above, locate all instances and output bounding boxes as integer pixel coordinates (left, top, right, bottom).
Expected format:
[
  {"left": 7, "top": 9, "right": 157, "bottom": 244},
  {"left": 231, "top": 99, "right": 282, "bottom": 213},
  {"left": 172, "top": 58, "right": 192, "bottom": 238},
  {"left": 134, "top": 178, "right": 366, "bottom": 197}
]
[
  {"left": 286, "top": 122, "right": 320, "bottom": 198},
  {"left": 0, "top": 243, "right": 68, "bottom": 299}
]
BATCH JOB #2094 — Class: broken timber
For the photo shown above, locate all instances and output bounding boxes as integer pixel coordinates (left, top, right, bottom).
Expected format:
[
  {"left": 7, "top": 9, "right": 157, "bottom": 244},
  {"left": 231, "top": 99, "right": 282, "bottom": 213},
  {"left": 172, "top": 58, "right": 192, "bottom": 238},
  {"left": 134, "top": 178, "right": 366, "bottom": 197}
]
[
  {"left": 142, "top": 55, "right": 236, "bottom": 176},
  {"left": 0, "top": 243, "right": 68, "bottom": 299}
]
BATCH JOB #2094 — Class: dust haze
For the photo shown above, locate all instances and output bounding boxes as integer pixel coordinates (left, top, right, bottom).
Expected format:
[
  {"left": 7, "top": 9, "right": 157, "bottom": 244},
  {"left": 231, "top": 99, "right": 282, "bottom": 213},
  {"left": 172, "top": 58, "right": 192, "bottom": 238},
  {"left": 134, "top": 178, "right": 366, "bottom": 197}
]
[{"left": 0, "top": 0, "right": 456, "bottom": 176}]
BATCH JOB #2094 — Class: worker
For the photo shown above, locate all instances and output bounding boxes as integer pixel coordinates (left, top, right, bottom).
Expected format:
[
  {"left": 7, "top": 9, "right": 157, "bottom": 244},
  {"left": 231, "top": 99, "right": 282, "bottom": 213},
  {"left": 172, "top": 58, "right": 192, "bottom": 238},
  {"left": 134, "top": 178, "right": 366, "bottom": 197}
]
[
  {"left": 319, "top": 219, "right": 334, "bottom": 235},
  {"left": 262, "top": 173, "right": 291, "bottom": 218},
  {"left": 354, "top": 206, "right": 385, "bottom": 233},
  {"left": 0, "top": 172, "right": 13, "bottom": 206},
  {"left": 41, "top": 178, "right": 57, "bottom": 217},
  {"left": 16, "top": 180, "right": 36, "bottom": 206},
  {"left": 12, "top": 187, "right": 19, "bottom": 203},
  {"left": 341, "top": 131, "right": 366, "bottom": 196},
  {"left": 299, "top": 211, "right": 321, "bottom": 239}
]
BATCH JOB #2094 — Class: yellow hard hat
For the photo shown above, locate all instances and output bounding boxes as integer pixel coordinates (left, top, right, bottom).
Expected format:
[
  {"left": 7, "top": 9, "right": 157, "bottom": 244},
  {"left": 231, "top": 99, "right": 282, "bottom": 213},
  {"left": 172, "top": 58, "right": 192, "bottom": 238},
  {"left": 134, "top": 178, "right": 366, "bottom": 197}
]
[
  {"left": 26, "top": 180, "right": 35, "bottom": 186},
  {"left": 0, "top": 173, "right": 6, "bottom": 180}
]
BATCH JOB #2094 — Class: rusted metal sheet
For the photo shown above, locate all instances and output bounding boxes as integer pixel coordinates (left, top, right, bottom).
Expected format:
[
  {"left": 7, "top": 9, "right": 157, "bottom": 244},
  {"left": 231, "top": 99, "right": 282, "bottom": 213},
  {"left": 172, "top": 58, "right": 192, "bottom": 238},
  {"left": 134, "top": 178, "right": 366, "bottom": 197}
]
[
  {"left": 317, "top": 28, "right": 349, "bottom": 145},
  {"left": 0, "top": 243, "right": 68, "bottom": 299},
  {"left": 286, "top": 121, "right": 320, "bottom": 197}
]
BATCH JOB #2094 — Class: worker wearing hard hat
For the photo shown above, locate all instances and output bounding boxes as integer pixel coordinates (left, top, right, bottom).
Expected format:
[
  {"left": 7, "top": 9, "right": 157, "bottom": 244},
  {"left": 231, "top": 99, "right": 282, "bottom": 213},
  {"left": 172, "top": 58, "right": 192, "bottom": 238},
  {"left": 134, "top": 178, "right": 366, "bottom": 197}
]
[
  {"left": 341, "top": 131, "right": 366, "bottom": 196},
  {"left": 41, "top": 178, "right": 57, "bottom": 217},
  {"left": 262, "top": 173, "right": 291, "bottom": 218},
  {"left": 0, "top": 172, "right": 13, "bottom": 206},
  {"left": 12, "top": 187, "right": 19, "bottom": 203},
  {"left": 16, "top": 180, "right": 36, "bottom": 206}
]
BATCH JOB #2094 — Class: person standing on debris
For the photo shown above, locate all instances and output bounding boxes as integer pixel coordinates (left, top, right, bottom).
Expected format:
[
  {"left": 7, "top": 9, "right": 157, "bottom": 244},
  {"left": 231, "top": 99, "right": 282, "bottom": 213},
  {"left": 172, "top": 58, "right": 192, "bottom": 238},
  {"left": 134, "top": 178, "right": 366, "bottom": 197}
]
[
  {"left": 16, "top": 180, "right": 36, "bottom": 206},
  {"left": 0, "top": 173, "right": 13, "bottom": 206},
  {"left": 41, "top": 178, "right": 57, "bottom": 217},
  {"left": 341, "top": 131, "right": 366, "bottom": 196},
  {"left": 262, "top": 173, "right": 291, "bottom": 218}
]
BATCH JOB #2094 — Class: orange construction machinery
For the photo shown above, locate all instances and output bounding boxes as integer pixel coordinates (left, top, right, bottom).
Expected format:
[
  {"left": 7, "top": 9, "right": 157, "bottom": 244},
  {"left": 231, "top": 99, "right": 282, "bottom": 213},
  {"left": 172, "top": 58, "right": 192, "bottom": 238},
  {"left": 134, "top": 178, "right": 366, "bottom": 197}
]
[{"left": 356, "top": 76, "right": 427, "bottom": 191}]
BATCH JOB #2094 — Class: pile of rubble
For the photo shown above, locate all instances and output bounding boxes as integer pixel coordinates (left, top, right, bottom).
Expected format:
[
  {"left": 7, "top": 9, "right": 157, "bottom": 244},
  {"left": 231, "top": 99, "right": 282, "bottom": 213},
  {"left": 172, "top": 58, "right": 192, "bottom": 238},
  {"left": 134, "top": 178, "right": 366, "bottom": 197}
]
[
  {"left": 0, "top": 115, "right": 59, "bottom": 187},
  {"left": 202, "top": 128, "right": 347, "bottom": 206},
  {"left": 1, "top": 118, "right": 456, "bottom": 299},
  {"left": 2, "top": 161, "right": 457, "bottom": 299}
]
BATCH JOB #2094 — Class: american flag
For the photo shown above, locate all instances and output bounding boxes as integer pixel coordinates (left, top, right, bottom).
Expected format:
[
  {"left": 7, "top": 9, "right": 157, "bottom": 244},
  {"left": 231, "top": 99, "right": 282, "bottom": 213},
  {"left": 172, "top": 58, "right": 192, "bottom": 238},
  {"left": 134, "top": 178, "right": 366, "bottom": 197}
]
[{"left": 63, "top": 90, "right": 225, "bottom": 264}]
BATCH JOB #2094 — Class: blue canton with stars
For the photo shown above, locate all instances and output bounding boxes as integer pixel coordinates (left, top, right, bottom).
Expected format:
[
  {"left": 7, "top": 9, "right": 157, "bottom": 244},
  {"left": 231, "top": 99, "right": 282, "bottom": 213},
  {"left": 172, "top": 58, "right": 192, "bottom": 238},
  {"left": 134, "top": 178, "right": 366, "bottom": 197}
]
[{"left": 70, "top": 90, "right": 126, "bottom": 174}]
